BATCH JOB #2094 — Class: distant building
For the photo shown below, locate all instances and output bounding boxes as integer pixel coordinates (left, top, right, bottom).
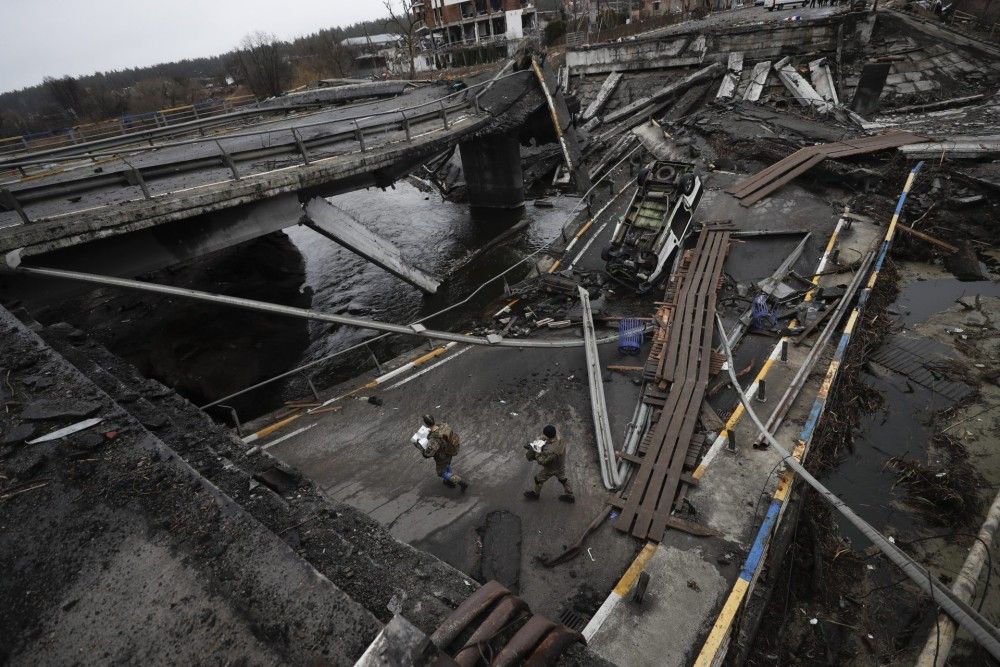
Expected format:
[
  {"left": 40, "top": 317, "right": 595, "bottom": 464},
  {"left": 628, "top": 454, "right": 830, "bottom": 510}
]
[
  {"left": 410, "top": 1, "right": 538, "bottom": 53},
  {"left": 340, "top": 33, "right": 433, "bottom": 77}
]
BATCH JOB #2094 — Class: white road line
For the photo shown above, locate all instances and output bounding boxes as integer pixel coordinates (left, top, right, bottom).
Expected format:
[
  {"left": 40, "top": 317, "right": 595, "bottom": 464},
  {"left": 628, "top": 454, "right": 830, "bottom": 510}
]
[
  {"left": 261, "top": 422, "right": 318, "bottom": 451},
  {"left": 384, "top": 345, "right": 473, "bottom": 390}
]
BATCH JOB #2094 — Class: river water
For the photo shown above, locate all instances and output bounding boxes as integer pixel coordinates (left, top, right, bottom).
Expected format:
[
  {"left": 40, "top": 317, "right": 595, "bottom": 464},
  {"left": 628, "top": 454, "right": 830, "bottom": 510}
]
[{"left": 274, "top": 183, "right": 581, "bottom": 405}]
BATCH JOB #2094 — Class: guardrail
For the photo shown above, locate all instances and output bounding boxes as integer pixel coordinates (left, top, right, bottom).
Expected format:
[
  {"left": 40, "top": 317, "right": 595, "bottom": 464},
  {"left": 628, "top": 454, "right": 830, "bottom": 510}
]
[
  {"left": 0, "top": 94, "right": 257, "bottom": 159},
  {"left": 2, "top": 70, "right": 527, "bottom": 172}
]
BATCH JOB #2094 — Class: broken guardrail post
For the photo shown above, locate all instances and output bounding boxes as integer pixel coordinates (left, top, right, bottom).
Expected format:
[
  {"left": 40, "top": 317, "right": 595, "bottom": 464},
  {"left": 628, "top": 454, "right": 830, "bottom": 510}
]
[
  {"left": 123, "top": 160, "right": 152, "bottom": 200},
  {"left": 353, "top": 120, "right": 367, "bottom": 152},
  {"left": 366, "top": 343, "right": 383, "bottom": 374},
  {"left": 291, "top": 127, "right": 310, "bottom": 165},
  {"left": 214, "top": 140, "right": 241, "bottom": 180},
  {"left": 0, "top": 188, "right": 31, "bottom": 224},
  {"left": 439, "top": 101, "right": 449, "bottom": 130},
  {"left": 401, "top": 111, "right": 412, "bottom": 141},
  {"left": 218, "top": 404, "right": 243, "bottom": 436},
  {"left": 306, "top": 376, "right": 321, "bottom": 402}
]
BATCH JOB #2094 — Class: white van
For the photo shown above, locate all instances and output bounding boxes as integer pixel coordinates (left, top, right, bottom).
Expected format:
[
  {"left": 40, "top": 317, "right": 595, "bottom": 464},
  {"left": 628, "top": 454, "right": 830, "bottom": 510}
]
[{"left": 765, "top": 0, "right": 807, "bottom": 10}]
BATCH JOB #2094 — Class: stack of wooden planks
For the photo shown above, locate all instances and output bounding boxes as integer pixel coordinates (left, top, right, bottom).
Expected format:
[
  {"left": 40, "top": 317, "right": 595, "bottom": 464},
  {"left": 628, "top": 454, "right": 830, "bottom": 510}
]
[
  {"left": 614, "top": 228, "right": 731, "bottom": 542},
  {"left": 726, "top": 130, "right": 926, "bottom": 207}
]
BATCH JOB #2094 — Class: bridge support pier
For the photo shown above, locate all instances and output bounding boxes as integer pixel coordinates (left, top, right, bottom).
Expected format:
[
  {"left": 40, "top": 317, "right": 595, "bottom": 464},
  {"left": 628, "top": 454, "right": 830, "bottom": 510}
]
[{"left": 459, "top": 135, "right": 524, "bottom": 210}]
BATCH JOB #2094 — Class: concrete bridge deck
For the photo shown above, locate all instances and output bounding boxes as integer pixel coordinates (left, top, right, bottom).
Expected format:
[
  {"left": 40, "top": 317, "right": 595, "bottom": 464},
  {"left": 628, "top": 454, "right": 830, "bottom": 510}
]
[{"left": 0, "top": 70, "right": 547, "bottom": 261}]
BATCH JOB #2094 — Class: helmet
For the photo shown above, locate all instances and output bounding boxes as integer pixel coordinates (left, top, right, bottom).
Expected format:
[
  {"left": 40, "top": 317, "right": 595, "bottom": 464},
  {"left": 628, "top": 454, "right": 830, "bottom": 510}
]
[
  {"left": 543, "top": 425, "right": 557, "bottom": 438},
  {"left": 422, "top": 414, "right": 435, "bottom": 427}
]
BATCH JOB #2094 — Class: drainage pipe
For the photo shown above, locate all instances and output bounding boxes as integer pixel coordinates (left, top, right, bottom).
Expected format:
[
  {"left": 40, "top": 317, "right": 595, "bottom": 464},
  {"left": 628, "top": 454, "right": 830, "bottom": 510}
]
[{"left": 915, "top": 484, "right": 1000, "bottom": 666}]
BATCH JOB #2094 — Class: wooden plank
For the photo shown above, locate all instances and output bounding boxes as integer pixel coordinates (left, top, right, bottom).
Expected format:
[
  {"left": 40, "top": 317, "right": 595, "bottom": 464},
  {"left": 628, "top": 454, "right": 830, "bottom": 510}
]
[
  {"left": 615, "top": 233, "right": 715, "bottom": 534},
  {"left": 738, "top": 153, "right": 826, "bottom": 207},
  {"left": 725, "top": 145, "right": 819, "bottom": 197},
  {"left": 648, "top": 233, "right": 729, "bottom": 540},
  {"left": 630, "top": 232, "right": 729, "bottom": 539}
]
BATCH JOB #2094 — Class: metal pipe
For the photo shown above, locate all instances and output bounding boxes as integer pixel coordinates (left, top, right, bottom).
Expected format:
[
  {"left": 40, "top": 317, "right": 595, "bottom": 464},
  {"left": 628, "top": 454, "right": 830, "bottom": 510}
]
[
  {"left": 5, "top": 260, "right": 621, "bottom": 350},
  {"left": 916, "top": 484, "right": 1000, "bottom": 666},
  {"left": 713, "top": 312, "right": 1000, "bottom": 662},
  {"left": 579, "top": 285, "right": 622, "bottom": 490}
]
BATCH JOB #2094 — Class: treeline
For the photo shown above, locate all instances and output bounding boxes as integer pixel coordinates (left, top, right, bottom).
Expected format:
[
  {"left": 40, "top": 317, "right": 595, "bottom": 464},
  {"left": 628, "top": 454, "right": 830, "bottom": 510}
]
[{"left": 0, "top": 14, "right": 401, "bottom": 138}]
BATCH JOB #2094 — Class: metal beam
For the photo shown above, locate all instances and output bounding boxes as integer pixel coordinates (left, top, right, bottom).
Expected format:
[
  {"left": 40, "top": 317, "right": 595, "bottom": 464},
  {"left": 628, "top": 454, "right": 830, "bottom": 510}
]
[
  {"left": 3, "top": 254, "right": 623, "bottom": 350},
  {"left": 579, "top": 286, "right": 622, "bottom": 490},
  {"left": 302, "top": 197, "right": 441, "bottom": 294}
]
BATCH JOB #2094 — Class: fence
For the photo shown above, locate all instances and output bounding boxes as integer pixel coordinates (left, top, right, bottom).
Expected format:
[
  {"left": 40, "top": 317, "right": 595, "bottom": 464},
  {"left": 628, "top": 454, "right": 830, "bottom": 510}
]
[{"left": 0, "top": 94, "right": 256, "bottom": 159}]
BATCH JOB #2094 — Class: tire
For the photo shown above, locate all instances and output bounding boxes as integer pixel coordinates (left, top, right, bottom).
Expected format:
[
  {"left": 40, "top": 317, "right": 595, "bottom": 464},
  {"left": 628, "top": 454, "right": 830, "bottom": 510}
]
[
  {"left": 654, "top": 164, "right": 677, "bottom": 183},
  {"left": 600, "top": 245, "right": 613, "bottom": 262},
  {"left": 679, "top": 173, "right": 697, "bottom": 196}
]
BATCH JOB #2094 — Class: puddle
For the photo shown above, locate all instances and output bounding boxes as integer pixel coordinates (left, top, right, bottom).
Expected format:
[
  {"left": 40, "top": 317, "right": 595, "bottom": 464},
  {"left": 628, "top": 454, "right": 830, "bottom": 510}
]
[
  {"left": 894, "top": 277, "right": 1000, "bottom": 328},
  {"left": 822, "top": 373, "right": 950, "bottom": 544}
]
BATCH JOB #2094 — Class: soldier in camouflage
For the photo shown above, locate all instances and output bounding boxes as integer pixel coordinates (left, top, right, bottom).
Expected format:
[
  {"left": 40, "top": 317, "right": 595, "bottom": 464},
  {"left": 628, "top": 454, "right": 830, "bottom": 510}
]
[
  {"left": 523, "top": 425, "right": 574, "bottom": 503},
  {"left": 416, "top": 414, "right": 468, "bottom": 491}
]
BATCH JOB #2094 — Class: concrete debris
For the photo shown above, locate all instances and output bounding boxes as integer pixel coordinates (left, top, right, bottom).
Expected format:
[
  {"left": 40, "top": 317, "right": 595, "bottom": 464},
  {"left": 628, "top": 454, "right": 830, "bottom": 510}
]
[
  {"left": 808, "top": 58, "right": 840, "bottom": 105},
  {"left": 899, "top": 137, "right": 1000, "bottom": 159},
  {"left": 716, "top": 52, "right": 744, "bottom": 99},
  {"left": 742, "top": 61, "right": 772, "bottom": 102},
  {"left": 582, "top": 71, "right": 623, "bottom": 122},
  {"left": 303, "top": 197, "right": 442, "bottom": 294},
  {"left": 773, "top": 57, "right": 831, "bottom": 113},
  {"left": 850, "top": 62, "right": 891, "bottom": 116},
  {"left": 602, "top": 63, "right": 722, "bottom": 126}
]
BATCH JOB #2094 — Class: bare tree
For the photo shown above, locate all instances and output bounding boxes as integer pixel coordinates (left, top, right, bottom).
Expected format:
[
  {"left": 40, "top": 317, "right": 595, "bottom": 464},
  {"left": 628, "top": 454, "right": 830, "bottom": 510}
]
[
  {"left": 43, "top": 76, "right": 84, "bottom": 117},
  {"left": 384, "top": 0, "right": 419, "bottom": 79},
  {"left": 232, "top": 32, "right": 289, "bottom": 98}
]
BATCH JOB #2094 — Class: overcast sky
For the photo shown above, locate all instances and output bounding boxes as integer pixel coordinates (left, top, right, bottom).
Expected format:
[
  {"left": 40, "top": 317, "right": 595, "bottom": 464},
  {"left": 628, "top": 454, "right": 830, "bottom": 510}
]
[{"left": 1, "top": 0, "right": 390, "bottom": 93}]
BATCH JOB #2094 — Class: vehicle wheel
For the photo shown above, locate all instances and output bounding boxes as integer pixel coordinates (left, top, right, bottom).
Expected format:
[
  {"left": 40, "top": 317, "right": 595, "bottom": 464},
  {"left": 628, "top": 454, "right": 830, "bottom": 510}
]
[
  {"left": 600, "top": 245, "right": 613, "bottom": 262},
  {"left": 679, "top": 173, "right": 697, "bottom": 196},
  {"left": 654, "top": 164, "right": 677, "bottom": 183}
]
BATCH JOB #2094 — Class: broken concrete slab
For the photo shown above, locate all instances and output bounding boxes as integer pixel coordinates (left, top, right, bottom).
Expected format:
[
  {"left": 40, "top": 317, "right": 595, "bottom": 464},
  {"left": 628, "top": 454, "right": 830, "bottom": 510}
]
[
  {"left": 742, "top": 61, "right": 771, "bottom": 102},
  {"left": 808, "top": 57, "right": 840, "bottom": 105},
  {"left": 303, "top": 197, "right": 442, "bottom": 294},
  {"left": 850, "top": 62, "right": 891, "bottom": 117},
  {"left": 716, "top": 52, "right": 744, "bottom": 99},
  {"left": 582, "top": 71, "right": 623, "bottom": 122},
  {"left": 773, "top": 57, "right": 831, "bottom": 113},
  {"left": 602, "top": 63, "right": 722, "bottom": 126}
]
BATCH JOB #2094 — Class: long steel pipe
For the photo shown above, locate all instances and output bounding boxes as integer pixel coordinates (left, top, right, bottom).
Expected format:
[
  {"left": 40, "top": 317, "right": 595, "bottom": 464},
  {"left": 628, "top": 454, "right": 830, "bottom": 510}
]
[{"left": 5, "top": 259, "right": 620, "bottom": 350}]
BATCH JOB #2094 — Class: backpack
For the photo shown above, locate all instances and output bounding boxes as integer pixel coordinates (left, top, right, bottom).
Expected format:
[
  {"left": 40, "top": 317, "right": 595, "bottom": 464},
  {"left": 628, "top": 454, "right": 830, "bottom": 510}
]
[{"left": 442, "top": 427, "right": 461, "bottom": 456}]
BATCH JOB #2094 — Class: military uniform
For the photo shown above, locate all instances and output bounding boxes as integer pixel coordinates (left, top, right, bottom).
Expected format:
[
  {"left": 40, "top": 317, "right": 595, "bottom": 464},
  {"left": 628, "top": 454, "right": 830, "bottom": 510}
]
[
  {"left": 420, "top": 423, "right": 465, "bottom": 487},
  {"left": 527, "top": 436, "right": 573, "bottom": 497}
]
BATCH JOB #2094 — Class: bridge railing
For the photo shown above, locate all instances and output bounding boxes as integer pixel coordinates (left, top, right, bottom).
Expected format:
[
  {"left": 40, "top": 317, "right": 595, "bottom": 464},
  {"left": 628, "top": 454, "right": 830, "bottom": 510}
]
[
  {"left": 0, "top": 95, "right": 257, "bottom": 160},
  {"left": 2, "top": 70, "right": 528, "bottom": 171},
  {"left": 2, "top": 71, "right": 536, "bottom": 219}
]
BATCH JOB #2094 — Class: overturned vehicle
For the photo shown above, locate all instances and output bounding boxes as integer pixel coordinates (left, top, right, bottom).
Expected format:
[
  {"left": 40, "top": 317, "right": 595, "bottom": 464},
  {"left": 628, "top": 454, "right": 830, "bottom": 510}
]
[{"left": 602, "top": 161, "right": 703, "bottom": 292}]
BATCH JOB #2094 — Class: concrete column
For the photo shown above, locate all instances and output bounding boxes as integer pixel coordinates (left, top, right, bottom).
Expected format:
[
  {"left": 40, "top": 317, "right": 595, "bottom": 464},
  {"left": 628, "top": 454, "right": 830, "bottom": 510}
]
[{"left": 459, "top": 134, "right": 524, "bottom": 210}]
